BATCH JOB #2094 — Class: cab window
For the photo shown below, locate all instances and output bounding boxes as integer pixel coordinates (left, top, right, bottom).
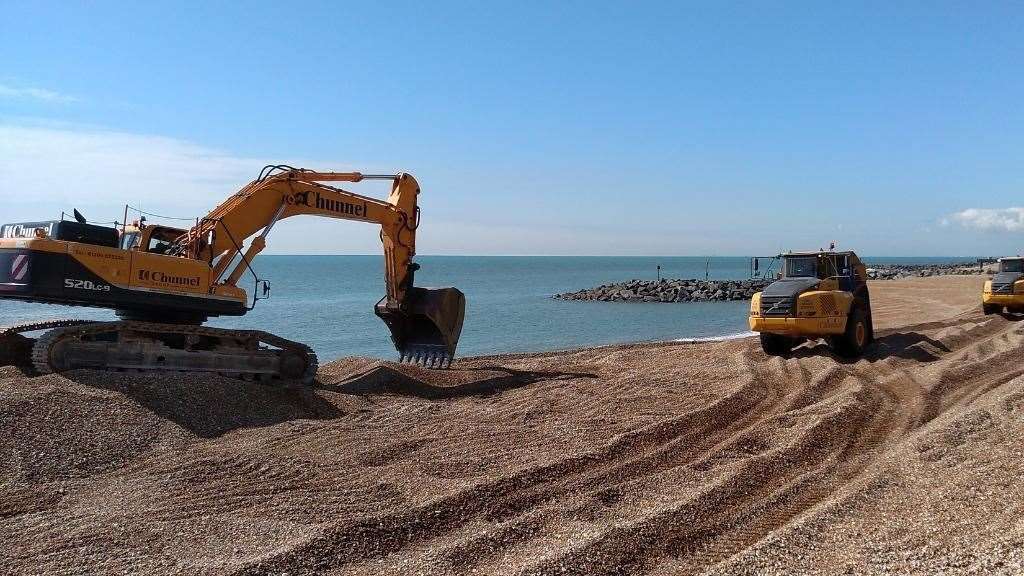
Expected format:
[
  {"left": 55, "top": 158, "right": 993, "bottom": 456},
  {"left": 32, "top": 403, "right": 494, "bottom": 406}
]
[
  {"left": 839, "top": 256, "right": 851, "bottom": 277},
  {"left": 1001, "top": 260, "right": 1024, "bottom": 273},
  {"left": 785, "top": 257, "right": 817, "bottom": 278},
  {"left": 822, "top": 255, "right": 851, "bottom": 278},
  {"left": 120, "top": 232, "right": 140, "bottom": 251},
  {"left": 146, "top": 228, "right": 182, "bottom": 255}
]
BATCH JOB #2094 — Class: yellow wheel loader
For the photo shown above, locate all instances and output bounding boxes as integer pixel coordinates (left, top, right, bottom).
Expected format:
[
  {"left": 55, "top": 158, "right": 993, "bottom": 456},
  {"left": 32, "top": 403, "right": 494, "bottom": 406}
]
[
  {"left": 0, "top": 166, "right": 466, "bottom": 382},
  {"left": 982, "top": 257, "right": 1024, "bottom": 314},
  {"left": 748, "top": 250, "right": 874, "bottom": 357}
]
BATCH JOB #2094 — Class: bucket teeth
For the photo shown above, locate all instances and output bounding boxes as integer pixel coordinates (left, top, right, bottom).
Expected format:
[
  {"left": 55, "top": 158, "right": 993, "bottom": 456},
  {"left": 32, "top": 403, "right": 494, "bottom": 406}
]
[{"left": 398, "top": 346, "right": 452, "bottom": 369}]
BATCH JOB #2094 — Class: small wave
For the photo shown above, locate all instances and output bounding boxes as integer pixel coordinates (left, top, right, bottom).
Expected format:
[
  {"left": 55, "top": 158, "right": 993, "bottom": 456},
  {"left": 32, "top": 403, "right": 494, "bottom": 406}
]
[{"left": 673, "top": 331, "right": 757, "bottom": 343}]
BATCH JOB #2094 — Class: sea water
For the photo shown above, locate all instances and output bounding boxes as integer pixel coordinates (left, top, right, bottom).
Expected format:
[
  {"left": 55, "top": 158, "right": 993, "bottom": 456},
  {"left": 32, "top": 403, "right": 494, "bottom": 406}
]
[{"left": 0, "top": 256, "right": 979, "bottom": 362}]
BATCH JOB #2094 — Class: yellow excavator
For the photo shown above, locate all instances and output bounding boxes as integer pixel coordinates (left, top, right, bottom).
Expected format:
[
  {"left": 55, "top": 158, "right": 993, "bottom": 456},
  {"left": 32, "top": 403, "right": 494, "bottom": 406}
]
[
  {"left": 983, "top": 256, "right": 1024, "bottom": 314},
  {"left": 0, "top": 166, "right": 466, "bottom": 382},
  {"left": 748, "top": 250, "right": 874, "bottom": 357}
]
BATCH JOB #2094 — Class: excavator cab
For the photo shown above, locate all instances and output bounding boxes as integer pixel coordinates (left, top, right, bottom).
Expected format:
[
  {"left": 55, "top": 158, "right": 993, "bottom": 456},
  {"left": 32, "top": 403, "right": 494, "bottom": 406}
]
[{"left": 376, "top": 285, "right": 465, "bottom": 367}]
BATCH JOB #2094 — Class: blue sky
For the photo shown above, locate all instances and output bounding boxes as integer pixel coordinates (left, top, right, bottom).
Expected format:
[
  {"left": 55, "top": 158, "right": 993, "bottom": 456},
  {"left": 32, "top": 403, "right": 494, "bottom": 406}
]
[{"left": 1, "top": 1, "right": 1022, "bottom": 256}]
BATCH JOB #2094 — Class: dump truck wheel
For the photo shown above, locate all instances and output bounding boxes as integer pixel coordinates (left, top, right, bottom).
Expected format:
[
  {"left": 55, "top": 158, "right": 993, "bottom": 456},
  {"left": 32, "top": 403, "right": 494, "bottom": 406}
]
[
  {"left": 833, "top": 306, "right": 869, "bottom": 358},
  {"left": 760, "top": 333, "right": 795, "bottom": 356},
  {"left": 982, "top": 304, "right": 1000, "bottom": 315}
]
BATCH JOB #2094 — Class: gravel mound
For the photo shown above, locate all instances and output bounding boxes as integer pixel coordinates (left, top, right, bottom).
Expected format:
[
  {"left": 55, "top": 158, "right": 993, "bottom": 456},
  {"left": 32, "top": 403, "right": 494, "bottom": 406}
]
[
  {"left": 3, "top": 275, "right": 1023, "bottom": 575},
  {"left": 0, "top": 370, "right": 338, "bottom": 487}
]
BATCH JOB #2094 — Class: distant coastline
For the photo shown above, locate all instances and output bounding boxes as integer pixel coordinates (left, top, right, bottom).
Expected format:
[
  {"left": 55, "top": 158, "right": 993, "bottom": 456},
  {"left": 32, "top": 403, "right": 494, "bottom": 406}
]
[{"left": 553, "top": 260, "right": 989, "bottom": 304}]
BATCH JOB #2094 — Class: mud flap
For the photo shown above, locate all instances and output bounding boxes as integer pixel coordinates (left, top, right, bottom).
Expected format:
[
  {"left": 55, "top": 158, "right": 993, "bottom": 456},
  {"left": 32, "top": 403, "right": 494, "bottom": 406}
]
[{"left": 375, "top": 287, "right": 466, "bottom": 367}]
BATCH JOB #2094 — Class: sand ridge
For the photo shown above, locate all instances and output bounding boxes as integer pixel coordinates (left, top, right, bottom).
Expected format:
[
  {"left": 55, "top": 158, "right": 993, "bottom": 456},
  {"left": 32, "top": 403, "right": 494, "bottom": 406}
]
[{"left": 2, "top": 275, "right": 1023, "bottom": 575}]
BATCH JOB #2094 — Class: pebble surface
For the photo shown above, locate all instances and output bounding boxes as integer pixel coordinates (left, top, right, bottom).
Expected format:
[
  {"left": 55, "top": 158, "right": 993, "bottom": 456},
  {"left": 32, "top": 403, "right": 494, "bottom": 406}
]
[{"left": 1, "top": 275, "right": 1021, "bottom": 576}]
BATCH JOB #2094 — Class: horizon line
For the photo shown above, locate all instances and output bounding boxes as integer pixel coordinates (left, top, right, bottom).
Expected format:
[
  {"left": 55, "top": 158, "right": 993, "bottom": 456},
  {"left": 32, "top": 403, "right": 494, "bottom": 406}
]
[{"left": 258, "top": 253, "right": 996, "bottom": 259}]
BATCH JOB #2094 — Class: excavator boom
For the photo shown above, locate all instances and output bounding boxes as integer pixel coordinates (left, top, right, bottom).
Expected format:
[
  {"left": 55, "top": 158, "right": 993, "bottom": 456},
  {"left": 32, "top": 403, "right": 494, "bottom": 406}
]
[{"left": 180, "top": 166, "right": 466, "bottom": 364}]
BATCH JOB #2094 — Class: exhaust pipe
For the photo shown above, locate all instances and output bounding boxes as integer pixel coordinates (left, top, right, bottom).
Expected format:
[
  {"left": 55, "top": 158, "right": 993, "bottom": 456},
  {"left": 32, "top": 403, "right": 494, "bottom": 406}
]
[{"left": 375, "top": 286, "right": 466, "bottom": 368}]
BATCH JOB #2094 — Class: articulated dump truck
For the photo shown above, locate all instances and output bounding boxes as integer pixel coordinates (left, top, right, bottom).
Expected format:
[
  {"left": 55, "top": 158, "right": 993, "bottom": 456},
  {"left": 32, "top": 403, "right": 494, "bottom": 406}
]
[
  {"left": 0, "top": 166, "right": 466, "bottom": 383},
  {"left": 983, "top": 256, "right": 1024, "bottom": 315},
  {"left": 749, "top": 250, "right": 874, "bottom": 357}
]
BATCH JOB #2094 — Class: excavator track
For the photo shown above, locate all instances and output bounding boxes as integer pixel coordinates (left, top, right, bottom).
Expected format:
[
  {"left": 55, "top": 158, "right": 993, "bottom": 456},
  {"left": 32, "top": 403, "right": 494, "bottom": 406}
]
[
  {"left": 30, "top": 321, "right": 318, "bottom": 385},
  {"left": 0, "top": 319, "right": 95, "bottom": 368}
]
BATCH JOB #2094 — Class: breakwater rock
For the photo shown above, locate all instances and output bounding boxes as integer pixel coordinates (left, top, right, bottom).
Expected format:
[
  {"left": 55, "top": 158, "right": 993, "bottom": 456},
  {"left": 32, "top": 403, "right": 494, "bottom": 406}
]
[
  {"left": 553, "top": 278, "right": 772, "bottom": 303},
  {"left": 866, "top": 262, "right": 989, "bottom": 280},
  {"left": 555, "top": 262, "right": 991, "bottom": 303}
]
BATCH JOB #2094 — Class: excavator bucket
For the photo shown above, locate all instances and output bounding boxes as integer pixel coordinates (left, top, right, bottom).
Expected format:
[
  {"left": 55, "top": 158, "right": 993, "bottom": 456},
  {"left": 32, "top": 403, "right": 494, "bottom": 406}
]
[{"left": 375, "top": 287, "right": 466, "bottom": 368}]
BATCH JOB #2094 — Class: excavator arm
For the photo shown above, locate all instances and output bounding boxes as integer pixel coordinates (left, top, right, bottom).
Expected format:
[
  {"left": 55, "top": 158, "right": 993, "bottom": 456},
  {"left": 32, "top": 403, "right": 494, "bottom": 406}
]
[{"left": 178, "top": 166, "right": 465, "bottom": 365}]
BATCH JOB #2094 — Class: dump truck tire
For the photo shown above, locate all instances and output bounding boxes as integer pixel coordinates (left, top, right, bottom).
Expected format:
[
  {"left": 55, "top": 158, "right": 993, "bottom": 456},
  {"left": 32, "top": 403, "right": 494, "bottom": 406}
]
[
  {"left": 760, "top": 333, "right": 795, "bottom": 356},
  {"left": 983, "top": 304, "right": 1000, "bottom": 315},
  {"left": 833, "top": 306, "right": 869, "bottom": 358}
]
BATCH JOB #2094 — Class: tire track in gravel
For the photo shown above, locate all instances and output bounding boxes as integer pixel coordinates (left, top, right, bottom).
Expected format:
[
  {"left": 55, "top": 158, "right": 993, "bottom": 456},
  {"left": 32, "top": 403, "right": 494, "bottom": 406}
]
[
  {"left": 237, "top": 319, "right": 973, "bottom": 575},
  {"left": 506, "top": 315, "right": 1024, "bottom": 575},
  {"left": 234, "top": 350, "right": 787, "bottom": 575},
  {"left": 241, "top": 312, "right": 1020, "bottom": 576}
]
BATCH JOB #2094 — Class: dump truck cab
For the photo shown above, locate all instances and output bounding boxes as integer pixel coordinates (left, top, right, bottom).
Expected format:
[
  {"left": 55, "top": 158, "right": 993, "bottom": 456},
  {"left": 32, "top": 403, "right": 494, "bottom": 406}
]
[
  {"left": 983, "top": 257, "right": 1024, "bottom": 315},
  {"left": 749, "top": 250, "right": 874, "bottom": 357}
]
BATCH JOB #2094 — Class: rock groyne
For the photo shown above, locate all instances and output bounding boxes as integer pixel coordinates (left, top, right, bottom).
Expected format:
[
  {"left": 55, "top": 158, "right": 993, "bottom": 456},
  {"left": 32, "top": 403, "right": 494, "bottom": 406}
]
[
  {"left": 866, "top": 262, "right": 989, "bottom": 280},
  {"left": 554, "top": 262, "right": 990, "bottom": 303},
  {"left": 553, "top": 278, "right": 771, "bottom": 303}
]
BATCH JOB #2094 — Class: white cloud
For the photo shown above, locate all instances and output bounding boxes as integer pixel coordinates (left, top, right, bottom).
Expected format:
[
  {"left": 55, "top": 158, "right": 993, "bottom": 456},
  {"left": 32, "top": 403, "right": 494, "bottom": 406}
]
[
  {"left": 0, "top": 122, "right": 575, "bottom": 256},
  {"left": 0, "top": 123, "right": 397, "bottom": 254},
  {"left": 0, "top": 83, "right": 78, "bottom": 103},
  {"left": 0, "top": 124, "right": 264, "bottom": 211},
  {"left": 945, "top": 207, "right": 1024, "bottom": 232}
]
